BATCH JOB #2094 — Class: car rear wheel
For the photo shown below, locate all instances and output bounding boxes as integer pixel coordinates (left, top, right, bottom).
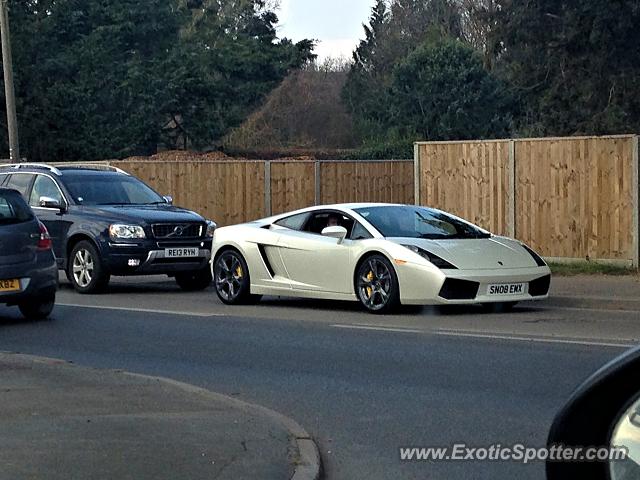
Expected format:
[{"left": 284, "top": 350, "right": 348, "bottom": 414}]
[
  {"left": 356, "top": 255, "right": 400, "bottom": 314},
  {"left": 213, "top": 250, "right": 261, "bottom": 305},
  {"left": 68, "top": 241, "right": 110, "bottom": 294},
  {"left": 19, "top": 293, "right": 55, "bottom": 320},
  {"left": 175, "top": 268, "right": 212, "bottom": 291}
]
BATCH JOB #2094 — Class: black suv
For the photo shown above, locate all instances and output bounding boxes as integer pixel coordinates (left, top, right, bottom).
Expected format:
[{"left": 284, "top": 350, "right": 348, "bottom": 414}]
[{"left": 0, "top": 163, "right": 216, "bottom": 293}]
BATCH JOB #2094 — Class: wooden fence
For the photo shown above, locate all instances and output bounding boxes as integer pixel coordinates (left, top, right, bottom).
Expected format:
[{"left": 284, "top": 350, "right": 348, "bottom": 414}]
[
  {"left": 112, "top": 159, "right": 414, "bottom": 227},
  {"left": 103, "top": 134, "right": 639, "bottom": 266},
  {"left": 415, "top": 135, "right": 640, "bottom": 267}
]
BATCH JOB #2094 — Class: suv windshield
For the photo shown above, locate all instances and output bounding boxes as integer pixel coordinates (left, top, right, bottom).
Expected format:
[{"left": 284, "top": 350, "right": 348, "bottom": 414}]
[
  {"left": 355, "top": 206, "right": 491, "bottom": 239},
  {"left": 63, "top": 174, "right": 164, "bottom": 206},
  {"left": 0, "top": 190, "right": 34, "bottom": 225}
]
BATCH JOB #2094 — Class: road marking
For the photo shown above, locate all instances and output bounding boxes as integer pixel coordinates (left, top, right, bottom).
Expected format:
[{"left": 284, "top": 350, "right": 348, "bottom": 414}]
[
  {"left": 331, "top": 324, "right": 636, "bottom": 348},
  {"left": 331, "top": 324, "right": 425, "bottom": 334},
  {"left": 57, "top": 303, "right": 226, "bottom": 318},
  {"left": 433, "top": 329, "right": 636, "bottom": 349},
  {"left": 535, "top": 305, "right": 640, "bottom": 315}
]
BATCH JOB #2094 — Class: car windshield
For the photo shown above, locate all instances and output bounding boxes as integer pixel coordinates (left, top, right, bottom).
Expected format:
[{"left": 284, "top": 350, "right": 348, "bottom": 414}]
[
  {"left": 355, "top": 206, "right": 490, "bottom": 239},
  {"left": 63, "top": 174, "right": 164, "bottom": 206},
  {"left": 0, "top": 191, "right": 34, "bottom": 225}
]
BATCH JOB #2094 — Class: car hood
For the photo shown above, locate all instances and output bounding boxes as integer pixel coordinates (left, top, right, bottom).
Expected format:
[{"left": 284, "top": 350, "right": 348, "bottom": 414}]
[
  {"left": 389, "top": 236, "right": 539, "bottom": 270},
  {"left": 79, "top": 204, "right": 206, "bottom": 225}
]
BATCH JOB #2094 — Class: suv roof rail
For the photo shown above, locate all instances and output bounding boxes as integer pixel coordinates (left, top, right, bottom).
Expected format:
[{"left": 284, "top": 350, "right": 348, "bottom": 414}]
[
  {"left": 53, "top": 162, "right": 129, "bottom": 175},
  {"left": 0, "top": 163, "right": 62, "bottom": 175}
]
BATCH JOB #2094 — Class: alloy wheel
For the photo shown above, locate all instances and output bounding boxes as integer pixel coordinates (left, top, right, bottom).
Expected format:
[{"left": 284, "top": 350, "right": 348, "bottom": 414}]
[
  {"left": 72, "top": 249, "right": 94, "bottom": 288},
  {"left": 357, "top": 258, "right": 393, "bottom": 311},
  {"left": 215, "top": 252, "right": 245, "bottom": 302}
]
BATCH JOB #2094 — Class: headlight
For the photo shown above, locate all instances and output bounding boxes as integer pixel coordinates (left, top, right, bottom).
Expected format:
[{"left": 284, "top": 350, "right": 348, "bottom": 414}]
[
  {"left": 205, "top": 220, "right": 217, "bottom": 237},
  {"left": 109, "top": 224, "right": 146, "bottom": 240},
  {"left": 402, "top": 244, "right": 457, "bottom": 269}
]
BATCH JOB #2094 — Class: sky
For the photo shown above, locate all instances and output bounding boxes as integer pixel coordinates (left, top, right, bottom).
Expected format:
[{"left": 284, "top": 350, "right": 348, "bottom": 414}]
[{"left": 277, "top": 0, "right": 376, "bottom": 61}]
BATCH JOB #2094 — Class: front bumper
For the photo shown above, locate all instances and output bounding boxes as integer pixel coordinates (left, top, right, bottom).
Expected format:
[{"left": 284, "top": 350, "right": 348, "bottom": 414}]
[
  {"left": 396, "top": 262, "right": 552, "bottom": 305},
  {"left": 104, "top": 238, "right": 212, "bottom": 275}
]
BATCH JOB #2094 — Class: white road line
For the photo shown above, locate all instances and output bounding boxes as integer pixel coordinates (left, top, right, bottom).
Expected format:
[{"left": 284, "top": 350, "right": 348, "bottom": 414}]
[
  {"left": 330, "top": 324, "right": 636, "bottom": 348},
  {"left": 331, "top": 324, "right": 425, "bottom": 334},
  {"left": 433, "top": 330, "right": 635, "bottom": 348},
  {"left": 534, "top": 305, "right": 640, "bottom": 314},
  {"left": 57, "top": 303, "right": 225, "bottom": 318}
]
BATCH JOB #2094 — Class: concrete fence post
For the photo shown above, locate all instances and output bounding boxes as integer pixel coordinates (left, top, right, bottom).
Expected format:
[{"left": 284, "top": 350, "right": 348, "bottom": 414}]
[
  {"left": 508, "top": 140, "right": 517, "bottom": 239},
  {"left": 632, "top": 135, "right": 639, "bottom": 269},
  {"left": 264, "top": 160, "right": 271, "bottom": 217}
]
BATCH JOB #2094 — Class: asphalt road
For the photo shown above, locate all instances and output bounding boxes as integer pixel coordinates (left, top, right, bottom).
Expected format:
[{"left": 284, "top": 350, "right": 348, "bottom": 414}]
[{"left": 1, "top": 275, "right": 639, "bottom": 480}]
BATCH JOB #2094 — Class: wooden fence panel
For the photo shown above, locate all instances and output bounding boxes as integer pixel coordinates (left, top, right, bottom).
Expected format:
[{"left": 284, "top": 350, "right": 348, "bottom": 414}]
[
  {"left": 270, "top": 161, "right": 315, "bottom": 214},
  {"left": 515, "top": 136, "right": 636, "bottom": 261},
  {"left": 417, "top": 141, "right": 512, "bottom": 236},
  {"left": 115, "top": 161, "right": 266, "bottom": 226},
  {"left": 320, "top": 161, "right": 414, "bottom": 205}
]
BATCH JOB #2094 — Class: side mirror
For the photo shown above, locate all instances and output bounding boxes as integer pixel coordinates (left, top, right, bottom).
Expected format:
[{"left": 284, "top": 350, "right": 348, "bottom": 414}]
[
  {"left": 163, "top": 195, "right": 173, "bottom": 205},
  {"left": 546, "top": 346, "right": 640, "bottom": 480},
  {"left": 39, "top": 196, "right": 64, "bottom": 211},
  {"left": 321, "top": 226, "right": 348, "bottom": 244}
]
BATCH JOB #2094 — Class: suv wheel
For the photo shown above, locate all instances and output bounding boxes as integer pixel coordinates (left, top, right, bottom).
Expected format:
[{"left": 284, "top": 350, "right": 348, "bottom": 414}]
[
  {"left": 175, "top": 268, "right": 212, "bottom": 291},
  {"left": 68, "top": 241, "right": 110, "bottom": 293},
  {"left": 19, "top": 293, "right": 56, "bottom": 320}
]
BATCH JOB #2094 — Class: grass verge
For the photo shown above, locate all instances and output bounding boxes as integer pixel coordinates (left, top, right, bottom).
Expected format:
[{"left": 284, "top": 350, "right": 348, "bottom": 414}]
[{"left": 548, "top": 262, "right": 638, "bottom": 276}]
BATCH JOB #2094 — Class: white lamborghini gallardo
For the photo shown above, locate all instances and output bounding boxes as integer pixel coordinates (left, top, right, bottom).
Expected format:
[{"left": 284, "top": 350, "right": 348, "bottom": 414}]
[{"left": 210, "top": 204, "right": 551, "bottom": 313}]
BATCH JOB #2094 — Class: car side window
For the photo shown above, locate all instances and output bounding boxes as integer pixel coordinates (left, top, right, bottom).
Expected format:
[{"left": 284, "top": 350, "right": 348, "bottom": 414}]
[
  {"left": 303, "top": 212, "right": 355, "bottom": 236},
  {"left": 5, "top": 173, "right": 34, "bottom": 199},
  {"left": 351, "top": 222, "right": 373, "bottom": 240},
  {"left": 29, "top": 175, "right": 64, "bottom": 207},
  {"left": 274, "top": 212, "right": 310, "bottom": 231}
]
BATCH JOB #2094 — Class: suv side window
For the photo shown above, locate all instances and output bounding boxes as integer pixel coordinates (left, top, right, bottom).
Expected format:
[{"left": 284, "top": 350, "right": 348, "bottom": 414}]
[
  {"left": 5, "top": 173, "right": 34, "bottom": 199},
  {"left": 29, "top": 175, "right": 64, "bottom": 207}
]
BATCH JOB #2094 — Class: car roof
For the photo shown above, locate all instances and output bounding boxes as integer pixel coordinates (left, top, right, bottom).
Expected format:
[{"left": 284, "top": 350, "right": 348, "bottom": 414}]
[{"left": 0, "top": 163, "right": 127, "bottom": 176}]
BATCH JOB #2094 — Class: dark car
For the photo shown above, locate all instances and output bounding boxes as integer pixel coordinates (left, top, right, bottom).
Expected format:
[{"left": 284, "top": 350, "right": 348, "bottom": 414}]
[
  {"left": 0, "top": 163, "right": 216, "bottom": 294},
  {"left": 0, "top": 187, "right": 58, "bottom": 319}
]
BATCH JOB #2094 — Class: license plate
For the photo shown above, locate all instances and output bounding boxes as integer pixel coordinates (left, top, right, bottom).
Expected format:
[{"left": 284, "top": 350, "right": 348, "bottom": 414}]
[
  {"left": 165, "top": 248, "right": 199, "bottom": 258},
  {"left": 487, "top": 283, "right": 526, "bottom": 296},
  {"left": 0, "top": 279, "right": 20, "bottom": 292}
]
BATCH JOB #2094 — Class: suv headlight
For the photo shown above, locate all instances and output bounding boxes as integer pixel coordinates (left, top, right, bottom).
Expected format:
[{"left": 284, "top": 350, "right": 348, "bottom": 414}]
[
  {"left": 109, "top": 224, "right": 146, "bottom": 240},
  {"left": 205, "top": 220, "right": 217, "bottom": 237},
  {"left": 402, "top": 244, "right": 457, "bottom": 269}
]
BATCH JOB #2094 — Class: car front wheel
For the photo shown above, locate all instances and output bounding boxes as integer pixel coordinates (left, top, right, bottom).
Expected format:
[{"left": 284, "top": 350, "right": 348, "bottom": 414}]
[
  {"left": 356, "top": 255, "right": 400, "bottom": 314},
  {"left": 68, "top": 241, "right": 110, "bottom": 293},
  {"left": 175, "top": 268, "right": 212, "bottom": 291}
]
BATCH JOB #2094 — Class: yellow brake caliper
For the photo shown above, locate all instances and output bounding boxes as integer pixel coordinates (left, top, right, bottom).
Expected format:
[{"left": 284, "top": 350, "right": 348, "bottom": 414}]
[
  {"left": 366, "top": 271, "right": 374, "bottom": 297},
  {"left": 236, "top": 265, "right": 243, "bottom": 278}
]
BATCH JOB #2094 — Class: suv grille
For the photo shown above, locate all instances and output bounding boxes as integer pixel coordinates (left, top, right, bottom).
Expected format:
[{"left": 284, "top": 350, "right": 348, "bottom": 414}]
[{"left": 152, "top": 223, "right": 203, "bottom": 239}]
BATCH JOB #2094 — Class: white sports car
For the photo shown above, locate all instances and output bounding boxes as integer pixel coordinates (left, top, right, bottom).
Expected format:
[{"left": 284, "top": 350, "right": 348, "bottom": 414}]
[{"left": 211, "top": 204, "right": 551, "bottom": 313}]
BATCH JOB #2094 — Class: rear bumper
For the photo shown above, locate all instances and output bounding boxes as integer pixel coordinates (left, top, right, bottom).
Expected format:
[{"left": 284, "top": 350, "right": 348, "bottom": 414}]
[
  {"left": 397, "top": 262, "right": 552, "bottom": 305},
  {"left": 103, "top": 239, "right": 212, "bottom": 275},
  {"left": 0, "top": 252, "right": 58, "bottom": 305}
]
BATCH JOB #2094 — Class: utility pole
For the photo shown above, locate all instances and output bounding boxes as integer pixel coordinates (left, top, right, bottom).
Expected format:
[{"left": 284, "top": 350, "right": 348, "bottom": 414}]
[{"left": 0, "top": 0, "right": 19, "bottom": 162}]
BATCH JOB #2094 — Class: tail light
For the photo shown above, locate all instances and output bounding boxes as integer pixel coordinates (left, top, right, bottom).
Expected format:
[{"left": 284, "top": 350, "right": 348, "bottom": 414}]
[{"left": 37, "top": 221, "right": 53, "bottom": 251}]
